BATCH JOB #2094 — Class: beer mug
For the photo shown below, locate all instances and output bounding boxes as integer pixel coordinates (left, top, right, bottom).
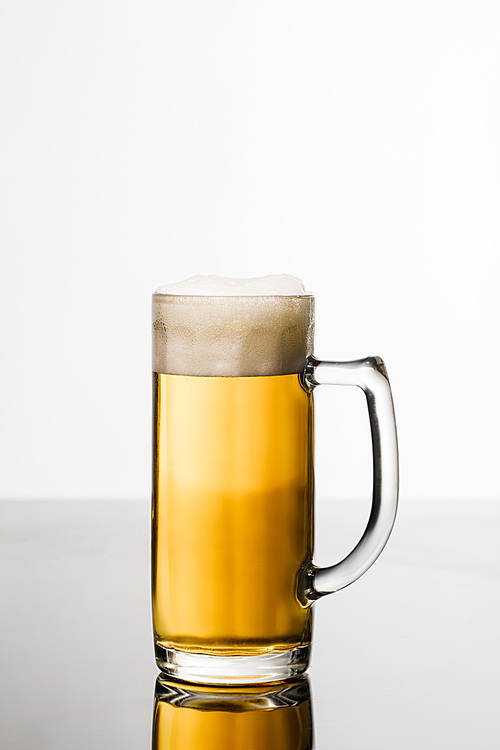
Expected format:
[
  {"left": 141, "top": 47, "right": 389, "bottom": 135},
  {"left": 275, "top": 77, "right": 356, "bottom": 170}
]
[
  {"left": 152, "top": 675, "right": 313, "bottom": 750},
  {"left": 152, "top": 275, "right": 398, "bottom": 684}
]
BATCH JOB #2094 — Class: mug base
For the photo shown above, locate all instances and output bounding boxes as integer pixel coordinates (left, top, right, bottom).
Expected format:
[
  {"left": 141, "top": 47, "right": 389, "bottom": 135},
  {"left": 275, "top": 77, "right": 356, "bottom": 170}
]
[{"left": 155, "top": 643, "right": 310, "bottom": 685}]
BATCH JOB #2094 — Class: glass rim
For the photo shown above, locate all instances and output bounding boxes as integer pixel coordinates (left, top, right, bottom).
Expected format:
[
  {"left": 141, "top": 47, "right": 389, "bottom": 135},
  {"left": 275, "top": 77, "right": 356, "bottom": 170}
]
[{"left": 152, "top": 292, "right": 315, "bottom": 300}]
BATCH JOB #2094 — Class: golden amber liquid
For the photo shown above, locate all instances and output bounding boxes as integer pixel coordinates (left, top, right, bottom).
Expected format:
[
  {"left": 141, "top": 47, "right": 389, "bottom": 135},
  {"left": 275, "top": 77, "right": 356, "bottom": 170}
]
[
  {"left": 152, "top": 373, "right": 313, "bottom": 656},
  {"left": 152, "top": 688, "right": 312, "bottom": 750}
]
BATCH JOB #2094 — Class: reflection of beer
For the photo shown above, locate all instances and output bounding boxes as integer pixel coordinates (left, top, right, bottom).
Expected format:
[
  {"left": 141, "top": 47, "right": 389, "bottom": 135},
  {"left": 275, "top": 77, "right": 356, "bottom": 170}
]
[
  {"left": 152, "top": 677, "right": 313, "bottom": 750},
  {"left": 152, "top": 283, "right": 315, "bottom": 678},
  {"left": 152, "top": 372, "right": 313, "bottom": 657}
]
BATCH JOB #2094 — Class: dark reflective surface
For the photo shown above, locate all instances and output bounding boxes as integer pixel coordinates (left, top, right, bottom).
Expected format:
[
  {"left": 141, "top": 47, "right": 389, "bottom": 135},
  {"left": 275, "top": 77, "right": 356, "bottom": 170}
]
[{"left": 1, "top": 499, "right": 499, "bottom": 748}]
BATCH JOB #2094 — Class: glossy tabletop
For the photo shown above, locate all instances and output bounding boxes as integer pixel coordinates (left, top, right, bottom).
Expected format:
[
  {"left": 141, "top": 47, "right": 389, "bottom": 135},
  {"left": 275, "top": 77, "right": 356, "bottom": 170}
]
[{"left": 1, "top": 498, "right": 499, "bottom": 749}]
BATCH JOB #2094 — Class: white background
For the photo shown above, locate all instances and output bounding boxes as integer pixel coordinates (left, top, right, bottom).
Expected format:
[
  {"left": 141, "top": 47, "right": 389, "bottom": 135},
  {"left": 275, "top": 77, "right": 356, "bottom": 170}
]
[{"left": 1, "top": 0, "right": 499, "bottom": 503}]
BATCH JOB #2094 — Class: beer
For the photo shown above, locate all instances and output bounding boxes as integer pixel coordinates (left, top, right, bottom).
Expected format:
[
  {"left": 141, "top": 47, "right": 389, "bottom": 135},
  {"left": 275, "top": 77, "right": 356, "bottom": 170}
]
[
  {"left": 152, "top": 677, "right": 313, "bottom": 750},
  {"left": 152, "top": 372, "right": 313, "bottom": 657},
  {"left": 152, "top": 276, "right": 316, "bottom": 680}
]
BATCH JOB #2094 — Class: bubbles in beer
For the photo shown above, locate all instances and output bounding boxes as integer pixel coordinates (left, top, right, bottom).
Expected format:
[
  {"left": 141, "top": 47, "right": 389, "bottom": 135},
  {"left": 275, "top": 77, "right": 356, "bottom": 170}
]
[{"left": 152, "top": 275, "right": 314, "bottom": 377}]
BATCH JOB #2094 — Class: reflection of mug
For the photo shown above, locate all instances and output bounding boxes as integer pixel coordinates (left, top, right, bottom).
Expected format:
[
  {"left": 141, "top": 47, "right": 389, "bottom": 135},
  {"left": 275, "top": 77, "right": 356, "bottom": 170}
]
[
  {"left": 152, "top": 281, "right": 398, "bottom": 684},
  {"left": 152, "top": 675, "right": 313, "bottom": 750}
]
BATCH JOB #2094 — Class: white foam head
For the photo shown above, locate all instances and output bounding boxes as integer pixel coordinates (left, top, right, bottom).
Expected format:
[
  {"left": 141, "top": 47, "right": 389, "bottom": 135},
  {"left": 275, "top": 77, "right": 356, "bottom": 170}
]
[
  {"left": 155, "top": 274, "right": 308, "bottom": 296},
  {"left": 152, "top": 275, "right": 314, "bottom": 376}
]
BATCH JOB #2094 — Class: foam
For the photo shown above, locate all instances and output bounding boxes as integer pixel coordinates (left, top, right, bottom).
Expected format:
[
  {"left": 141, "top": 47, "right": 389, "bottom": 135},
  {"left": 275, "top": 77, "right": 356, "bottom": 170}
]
[
  {"left": 155, "top": 274, "right": 309, "bottom": 297},
  {"left": 152, "top": 275, "right": 314, "bottom": 376}
]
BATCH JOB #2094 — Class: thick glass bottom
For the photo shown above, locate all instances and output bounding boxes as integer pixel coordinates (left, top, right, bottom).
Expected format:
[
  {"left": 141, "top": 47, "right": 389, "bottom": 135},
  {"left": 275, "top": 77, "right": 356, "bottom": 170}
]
[{"left": 155, "top": 643, "right": 311, "bottom": 685}]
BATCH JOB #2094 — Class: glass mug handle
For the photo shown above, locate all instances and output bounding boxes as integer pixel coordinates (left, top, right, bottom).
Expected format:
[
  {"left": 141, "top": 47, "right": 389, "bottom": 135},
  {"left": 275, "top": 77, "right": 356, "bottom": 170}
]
[{"left": 301, "top": 355, "right": 399, "bottom": 604}]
